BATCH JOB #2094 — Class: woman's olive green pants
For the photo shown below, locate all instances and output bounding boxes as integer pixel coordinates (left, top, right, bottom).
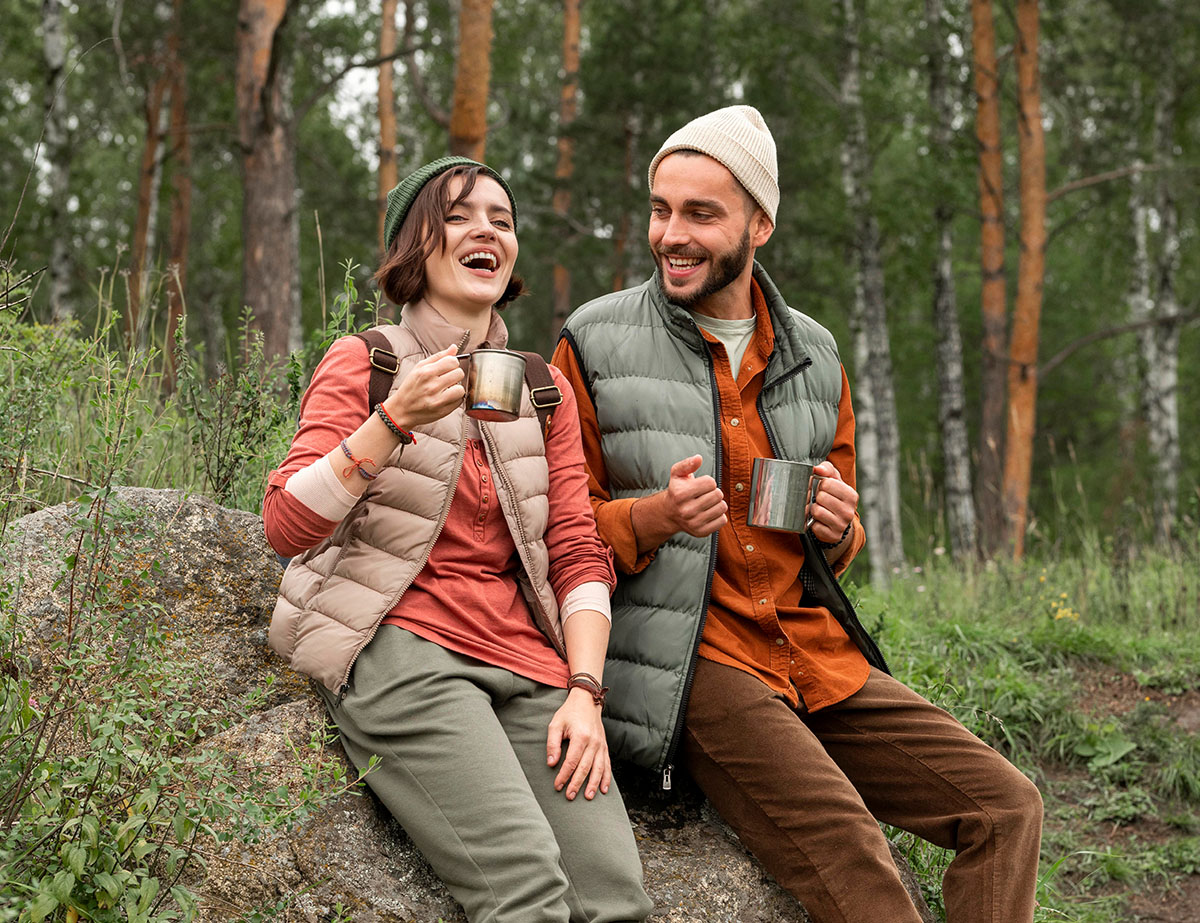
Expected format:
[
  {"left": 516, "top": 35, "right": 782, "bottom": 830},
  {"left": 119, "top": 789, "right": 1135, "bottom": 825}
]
[{"left": 317, "top": 626, "right": 652, "bottom": 923}]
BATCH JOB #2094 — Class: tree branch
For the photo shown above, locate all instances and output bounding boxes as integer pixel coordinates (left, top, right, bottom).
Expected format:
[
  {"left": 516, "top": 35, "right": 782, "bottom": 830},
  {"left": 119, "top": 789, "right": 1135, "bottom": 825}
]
[
  {"left": 293, "top": 46, "right": 425, "bottom": 126},
  {"left": 1038, "top": 310, "right": 1200, "bottom": 380},
  {"left": 1047, "top": 163, "right": 1163, "bottom": 203}
]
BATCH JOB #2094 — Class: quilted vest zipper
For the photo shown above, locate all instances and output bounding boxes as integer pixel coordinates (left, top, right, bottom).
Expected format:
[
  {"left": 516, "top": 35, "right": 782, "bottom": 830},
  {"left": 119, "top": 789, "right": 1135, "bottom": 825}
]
[
  {"left": 336, "top": 334, "right": 472, "bottom": 703},
  {"left": 660, "top": 340, "right": 722, "bottom": 789},
  {"left": 478, "top": 414, "right": 567, "bottom": 659}
]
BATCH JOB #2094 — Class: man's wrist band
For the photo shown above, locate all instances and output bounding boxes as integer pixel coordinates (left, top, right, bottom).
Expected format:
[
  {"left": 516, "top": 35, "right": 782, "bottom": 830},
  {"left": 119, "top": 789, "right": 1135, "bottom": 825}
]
[
  {"left": 814, "top": 519, "right": 853, "bottom": 550},
  {"left": 567, "top": 671, "right": 609, "bottom": 707},
  {"left": 374, "top": 403, "right": 416, "bottom": 445}
]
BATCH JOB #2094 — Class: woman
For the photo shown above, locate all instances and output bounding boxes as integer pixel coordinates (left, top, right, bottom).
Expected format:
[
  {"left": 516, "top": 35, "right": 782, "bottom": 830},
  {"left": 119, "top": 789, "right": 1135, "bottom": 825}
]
[{"left": 263, "top": 157, "right": 652, "bottom": 923}]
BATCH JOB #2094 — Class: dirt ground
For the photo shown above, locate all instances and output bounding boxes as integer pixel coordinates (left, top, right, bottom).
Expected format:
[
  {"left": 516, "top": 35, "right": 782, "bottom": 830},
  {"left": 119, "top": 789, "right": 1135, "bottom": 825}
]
[{"left": 1044, "top": 666, "right": 1200, "bottom": 922}]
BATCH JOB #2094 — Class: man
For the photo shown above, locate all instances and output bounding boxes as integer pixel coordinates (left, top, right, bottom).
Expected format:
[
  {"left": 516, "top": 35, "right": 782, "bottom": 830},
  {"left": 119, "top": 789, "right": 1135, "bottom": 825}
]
[{"left": 551, "top": 105, "right": 1043, "bottom": 922}]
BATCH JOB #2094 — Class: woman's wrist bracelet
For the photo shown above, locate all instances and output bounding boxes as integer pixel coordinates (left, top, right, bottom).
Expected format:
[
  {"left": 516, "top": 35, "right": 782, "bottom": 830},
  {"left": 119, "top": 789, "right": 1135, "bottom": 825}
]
[
  {"left": 374, "top": 403, "right": 416, "bottom": 445},
  {"left": 567, "top": 671, "right": 609, "bottom": 708},
  {"left": 339, "top": 438, "right": 378, "bottom": 481}
]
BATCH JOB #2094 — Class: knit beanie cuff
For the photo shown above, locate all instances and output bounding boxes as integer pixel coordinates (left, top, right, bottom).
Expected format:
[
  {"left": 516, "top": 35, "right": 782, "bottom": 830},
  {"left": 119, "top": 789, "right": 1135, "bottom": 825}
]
[
  {"left": 648, "top": 105, "right": 779, "bottom": 224},
  {"left": 383, "top": 156, "right": 517, "bottom": 251}
]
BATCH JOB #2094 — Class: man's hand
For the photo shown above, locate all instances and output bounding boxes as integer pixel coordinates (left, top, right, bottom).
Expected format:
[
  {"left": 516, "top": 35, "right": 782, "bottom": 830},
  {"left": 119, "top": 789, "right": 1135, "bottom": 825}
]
[
  {"left": 631, "top": 455, "right": 727, "bottom": 553},
  {"left": 808, "top": 460, "right": 858, "bottom": 547},
  {"left": 664, "top": 455, "right": 728, "bottom": 536}
]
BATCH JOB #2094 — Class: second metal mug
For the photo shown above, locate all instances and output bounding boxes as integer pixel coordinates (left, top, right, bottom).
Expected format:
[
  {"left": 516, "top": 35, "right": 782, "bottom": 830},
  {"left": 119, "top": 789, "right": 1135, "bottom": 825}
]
[
  {"left": 460, "top": 348, "right": 526, "bottom": 422},
  {"left": 746, "top": 457, "right": 823, "bottom": 533}
]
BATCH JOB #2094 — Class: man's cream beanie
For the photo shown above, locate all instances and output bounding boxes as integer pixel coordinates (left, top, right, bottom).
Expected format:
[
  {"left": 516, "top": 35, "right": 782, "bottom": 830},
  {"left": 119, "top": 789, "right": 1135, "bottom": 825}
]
[{"left": 647, "top": 105, "right": 779, "bottom": 224}]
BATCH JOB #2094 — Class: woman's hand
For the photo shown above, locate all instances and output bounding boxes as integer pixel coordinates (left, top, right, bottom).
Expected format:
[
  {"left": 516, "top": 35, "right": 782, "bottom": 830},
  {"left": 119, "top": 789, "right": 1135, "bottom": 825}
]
[
  {"left": 384, "top": 345, "right": 466, "bottom": 430},
  {"left": 546, "top": 687, "right": 611, "bottom": 801}
]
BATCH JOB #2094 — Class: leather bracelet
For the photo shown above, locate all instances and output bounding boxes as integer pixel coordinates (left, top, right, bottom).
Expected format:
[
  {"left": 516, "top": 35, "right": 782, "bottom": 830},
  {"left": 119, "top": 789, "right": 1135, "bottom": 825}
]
[
  {"left": 374, "top": 403, "right": 416, "bottom": 445},
  {"left": 814, "top": 519, "right": 853, "bottom": 550},
  {"left": 567, "top": 671, "right": 609, "bottom": 708}
]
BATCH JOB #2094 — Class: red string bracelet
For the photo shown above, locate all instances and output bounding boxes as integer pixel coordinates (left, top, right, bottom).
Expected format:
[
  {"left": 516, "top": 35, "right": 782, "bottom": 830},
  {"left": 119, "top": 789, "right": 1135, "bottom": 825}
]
[{"left": 339, "top": 438, "right": 378, "bottom": 480}]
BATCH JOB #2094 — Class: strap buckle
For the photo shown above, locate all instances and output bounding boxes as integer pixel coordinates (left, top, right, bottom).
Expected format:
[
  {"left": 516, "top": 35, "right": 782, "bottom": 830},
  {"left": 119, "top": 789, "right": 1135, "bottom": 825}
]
[
  {"left": 530, "top": 385, "right": 563, "bottom": 409},
  {"left": 368, "top": 346, "right": 399, "bottom": 375}
]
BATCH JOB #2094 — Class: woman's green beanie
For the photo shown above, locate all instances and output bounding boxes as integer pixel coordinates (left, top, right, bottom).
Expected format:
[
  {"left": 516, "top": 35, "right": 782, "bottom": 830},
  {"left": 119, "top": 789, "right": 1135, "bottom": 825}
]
[{"left": 382, "top": 156, "right": 517, "bottom": 251}]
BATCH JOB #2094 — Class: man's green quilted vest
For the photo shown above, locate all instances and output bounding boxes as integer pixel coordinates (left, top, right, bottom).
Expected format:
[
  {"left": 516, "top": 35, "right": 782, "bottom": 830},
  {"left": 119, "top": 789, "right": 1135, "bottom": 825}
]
[{"left": 560, "top": 263, "right": 846, "bottom": 775}]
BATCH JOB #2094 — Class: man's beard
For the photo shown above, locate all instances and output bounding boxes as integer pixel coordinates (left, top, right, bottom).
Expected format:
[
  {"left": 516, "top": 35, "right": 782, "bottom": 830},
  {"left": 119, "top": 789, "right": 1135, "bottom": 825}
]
[{"left": 654, "top": 225, "right": 751, "bottom": 309}]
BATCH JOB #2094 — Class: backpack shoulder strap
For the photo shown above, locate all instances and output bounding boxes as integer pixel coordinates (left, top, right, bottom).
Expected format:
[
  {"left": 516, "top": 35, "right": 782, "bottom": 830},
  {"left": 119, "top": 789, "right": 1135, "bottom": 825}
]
[
  {"left": 515, "top": 351, "right": 562, "bottom": 442},
  {"left": 353, "top": 329, "right": 400, "bottom": 410}
]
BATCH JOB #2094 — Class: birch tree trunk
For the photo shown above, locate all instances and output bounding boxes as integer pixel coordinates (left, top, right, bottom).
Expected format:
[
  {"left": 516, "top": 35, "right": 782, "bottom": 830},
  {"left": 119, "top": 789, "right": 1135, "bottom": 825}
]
[
  {"left": 1001, "top": 0, "right": 1047, "bottom": 559},
  {"left": 839, "top": 0, "right": 904, "bottom": 586},
  {"left": 41, "top": 0, "right": 73, "bottom": 323},
  {"left": 164, "top": 0, "right": 190, "bottom": 391},
  {"left": 448, "top": 0, "right": 494, "bottom": 161},
  {"left": 970, "top": 0, "right": 1007, "bottom": 556},
  {"left": 926, "top": 0, "right": 976, "bottom": 560},
  {"left": 377, "top": 0, "right": 399, "bottom": 254},
  {"left": 551, "top": 0, "right": 581, "bottom": 340},
  {"left": 611, "top": 116, "right": 635, "bottom": 292},
  {"left": 1147, "top": 67, "right": 1181, "bottom": 541},
  {"left": 236, "top": 0, "right": 299, "bottom": 362}
]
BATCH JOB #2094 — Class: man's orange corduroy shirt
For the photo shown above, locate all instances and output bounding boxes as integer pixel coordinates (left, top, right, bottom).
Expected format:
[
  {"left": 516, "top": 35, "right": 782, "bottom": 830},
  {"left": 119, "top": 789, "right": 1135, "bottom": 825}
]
[{"left": 550, "top": 279, "right": 871, "bottom": 712}]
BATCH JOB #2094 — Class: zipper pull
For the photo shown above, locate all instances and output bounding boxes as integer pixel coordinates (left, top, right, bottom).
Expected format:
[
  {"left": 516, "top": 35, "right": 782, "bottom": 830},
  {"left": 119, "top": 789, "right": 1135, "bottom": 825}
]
[
  {"left": 662, "top": 764, "right": 673, "bottom": 791},
  {"left": 336, "top": 684, "right": 349, "bottom": 706}
]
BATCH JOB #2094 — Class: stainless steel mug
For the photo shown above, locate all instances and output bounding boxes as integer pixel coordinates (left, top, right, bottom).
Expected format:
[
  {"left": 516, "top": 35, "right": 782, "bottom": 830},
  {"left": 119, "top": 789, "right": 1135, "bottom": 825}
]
[
  {"left": 746, "top": 458, "right": 822, "bottom": 533},
  {"left": 461, "top": 348, "right": 526, "bottom": 422}
]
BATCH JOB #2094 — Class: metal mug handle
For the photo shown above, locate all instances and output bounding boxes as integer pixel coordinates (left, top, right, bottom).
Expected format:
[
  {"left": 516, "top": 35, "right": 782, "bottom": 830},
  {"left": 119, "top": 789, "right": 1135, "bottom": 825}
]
[{"left": 803, "top": 475, "right": 825, "bottom": 531}]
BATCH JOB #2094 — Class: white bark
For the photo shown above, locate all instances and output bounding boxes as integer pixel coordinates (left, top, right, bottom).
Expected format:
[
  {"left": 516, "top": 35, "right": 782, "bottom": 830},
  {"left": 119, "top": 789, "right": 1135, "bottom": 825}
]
[
  {"left": 839, "top": 0, "right": 904, "bottom": 585},
  {"left": 41, "top": 0, "right": 72, "bottom": 322},
  {"left": 926, "top": 0, "right": 976, "bottom": 559},
  {"left": 1147, "top": 74, "right": 1181, "bottom": 541}
]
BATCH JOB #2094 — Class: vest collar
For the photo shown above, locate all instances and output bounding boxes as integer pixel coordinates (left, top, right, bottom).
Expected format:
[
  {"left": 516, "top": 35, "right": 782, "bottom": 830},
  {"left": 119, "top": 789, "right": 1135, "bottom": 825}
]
[
  {"left": 399, "top": 300, "right": 510, "bottom": 355},
  {"left": 648, "top": 262, "right": 813, "bottom": 379}
]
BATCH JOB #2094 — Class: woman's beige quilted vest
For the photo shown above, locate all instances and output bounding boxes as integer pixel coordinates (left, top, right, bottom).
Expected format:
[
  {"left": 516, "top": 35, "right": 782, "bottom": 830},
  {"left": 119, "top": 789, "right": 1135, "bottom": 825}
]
[{"left": 269, "top": 316, "right": 561, "bottom": 693}]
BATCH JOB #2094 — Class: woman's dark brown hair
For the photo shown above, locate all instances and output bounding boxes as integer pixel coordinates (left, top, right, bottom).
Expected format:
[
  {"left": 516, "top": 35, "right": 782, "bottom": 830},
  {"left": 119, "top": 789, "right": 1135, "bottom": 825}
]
[{"left": 374, "top": 165, "right": 526, "bottom": 310}]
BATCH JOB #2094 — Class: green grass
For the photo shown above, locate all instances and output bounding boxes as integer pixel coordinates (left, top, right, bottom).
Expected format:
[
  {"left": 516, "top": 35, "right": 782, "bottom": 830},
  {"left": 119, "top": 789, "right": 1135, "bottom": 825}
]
[{"left": 856, "top": 541, "right": 1200, "bottom": 921}]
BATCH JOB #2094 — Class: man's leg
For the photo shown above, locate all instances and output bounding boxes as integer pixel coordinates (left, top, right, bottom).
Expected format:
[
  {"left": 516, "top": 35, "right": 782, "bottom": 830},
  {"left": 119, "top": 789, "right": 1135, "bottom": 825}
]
[
  {"left": 805, "top": 668, "right": 1043, "bottom": 923},
  {"left": 682, "top": 658, "right": 926, "bottom": 923},
  {"left": 318, "top": 626, "right": 573, "bottom": 923},
  {"left": 494, "top": 678, "right": 654, "bottom": 923}
]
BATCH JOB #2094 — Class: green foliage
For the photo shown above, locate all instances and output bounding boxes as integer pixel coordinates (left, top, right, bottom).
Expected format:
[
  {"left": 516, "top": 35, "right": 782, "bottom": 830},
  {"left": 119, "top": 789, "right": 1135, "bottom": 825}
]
[
  {"left": 173, "top": 307, "right": 298, "bottom": 510},
  {"left": 0, "top": 491, "right": 355, "bottom": 921}
]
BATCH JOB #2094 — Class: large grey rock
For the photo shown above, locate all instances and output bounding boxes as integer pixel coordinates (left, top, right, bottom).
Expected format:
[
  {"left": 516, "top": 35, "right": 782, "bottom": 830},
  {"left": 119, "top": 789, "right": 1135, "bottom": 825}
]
[{"left": 2, "top": 488, "right": 934, "bottom": 922}]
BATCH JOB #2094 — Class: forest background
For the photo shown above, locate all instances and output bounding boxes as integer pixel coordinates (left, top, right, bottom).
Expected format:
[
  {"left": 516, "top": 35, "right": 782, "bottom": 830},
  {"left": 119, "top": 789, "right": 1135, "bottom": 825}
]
[{"left": 2, "top": 1, "right": 1200, "bottom": 921}]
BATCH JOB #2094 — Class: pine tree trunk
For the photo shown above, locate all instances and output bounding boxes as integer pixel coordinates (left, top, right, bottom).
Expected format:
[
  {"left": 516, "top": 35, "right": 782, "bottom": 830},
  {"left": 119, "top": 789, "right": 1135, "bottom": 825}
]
[
  {"left": 550, "top": 0, "right": 581, "bottom": 342},
  {"left": 128, "top": 66, "right": 172, "bottom": 348},
  {"left": 448, "top": 0, "right": 493, "bottom": 161},
  {"left": 377, "top": 0, "right": 399, "bottom": 255},
  {"left": 41, "top": 0, "right": 73, "bottom": 323},
  {"left": 164, "top": 0, "right": 190, "bottom": 391},
  {"left": 1147, "top": 69, "right": 1181, "bottom": 541},
  {"left": 926, "top": 0, "right": 976, "bottom": 560},
  {"left": 970, "top": 0, "right": 1007, "bottom": 557},
  {"left": 236, "top": 0, "right": 298, "bottom": 362},
  {"left": 1001, "top": 0, "right": 1047, "bottom": 559},
  {"left": 839, "top": 0, "right": 904, "bottom": 586}
]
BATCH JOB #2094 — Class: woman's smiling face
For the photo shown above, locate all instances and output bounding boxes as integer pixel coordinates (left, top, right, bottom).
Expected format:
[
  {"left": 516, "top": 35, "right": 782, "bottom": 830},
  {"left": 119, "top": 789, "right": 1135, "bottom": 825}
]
[{"left": 421, "top": 175, "right": 518, "bottom": 315}]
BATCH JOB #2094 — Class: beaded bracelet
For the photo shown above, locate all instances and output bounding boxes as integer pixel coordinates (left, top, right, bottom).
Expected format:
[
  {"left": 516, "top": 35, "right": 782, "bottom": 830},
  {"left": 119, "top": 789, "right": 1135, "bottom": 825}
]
[
  {"left": 374, "top": 403, "right": 416, "bottom": 445},
  {"left": 339, "top": 438, "right": 378, "bottom": 480},
  {"left": 567, "top": 671, "right": 609, "bottom": 708},
  {"left": 814, "top": 519, "right": 853, "bottom": 550}
]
